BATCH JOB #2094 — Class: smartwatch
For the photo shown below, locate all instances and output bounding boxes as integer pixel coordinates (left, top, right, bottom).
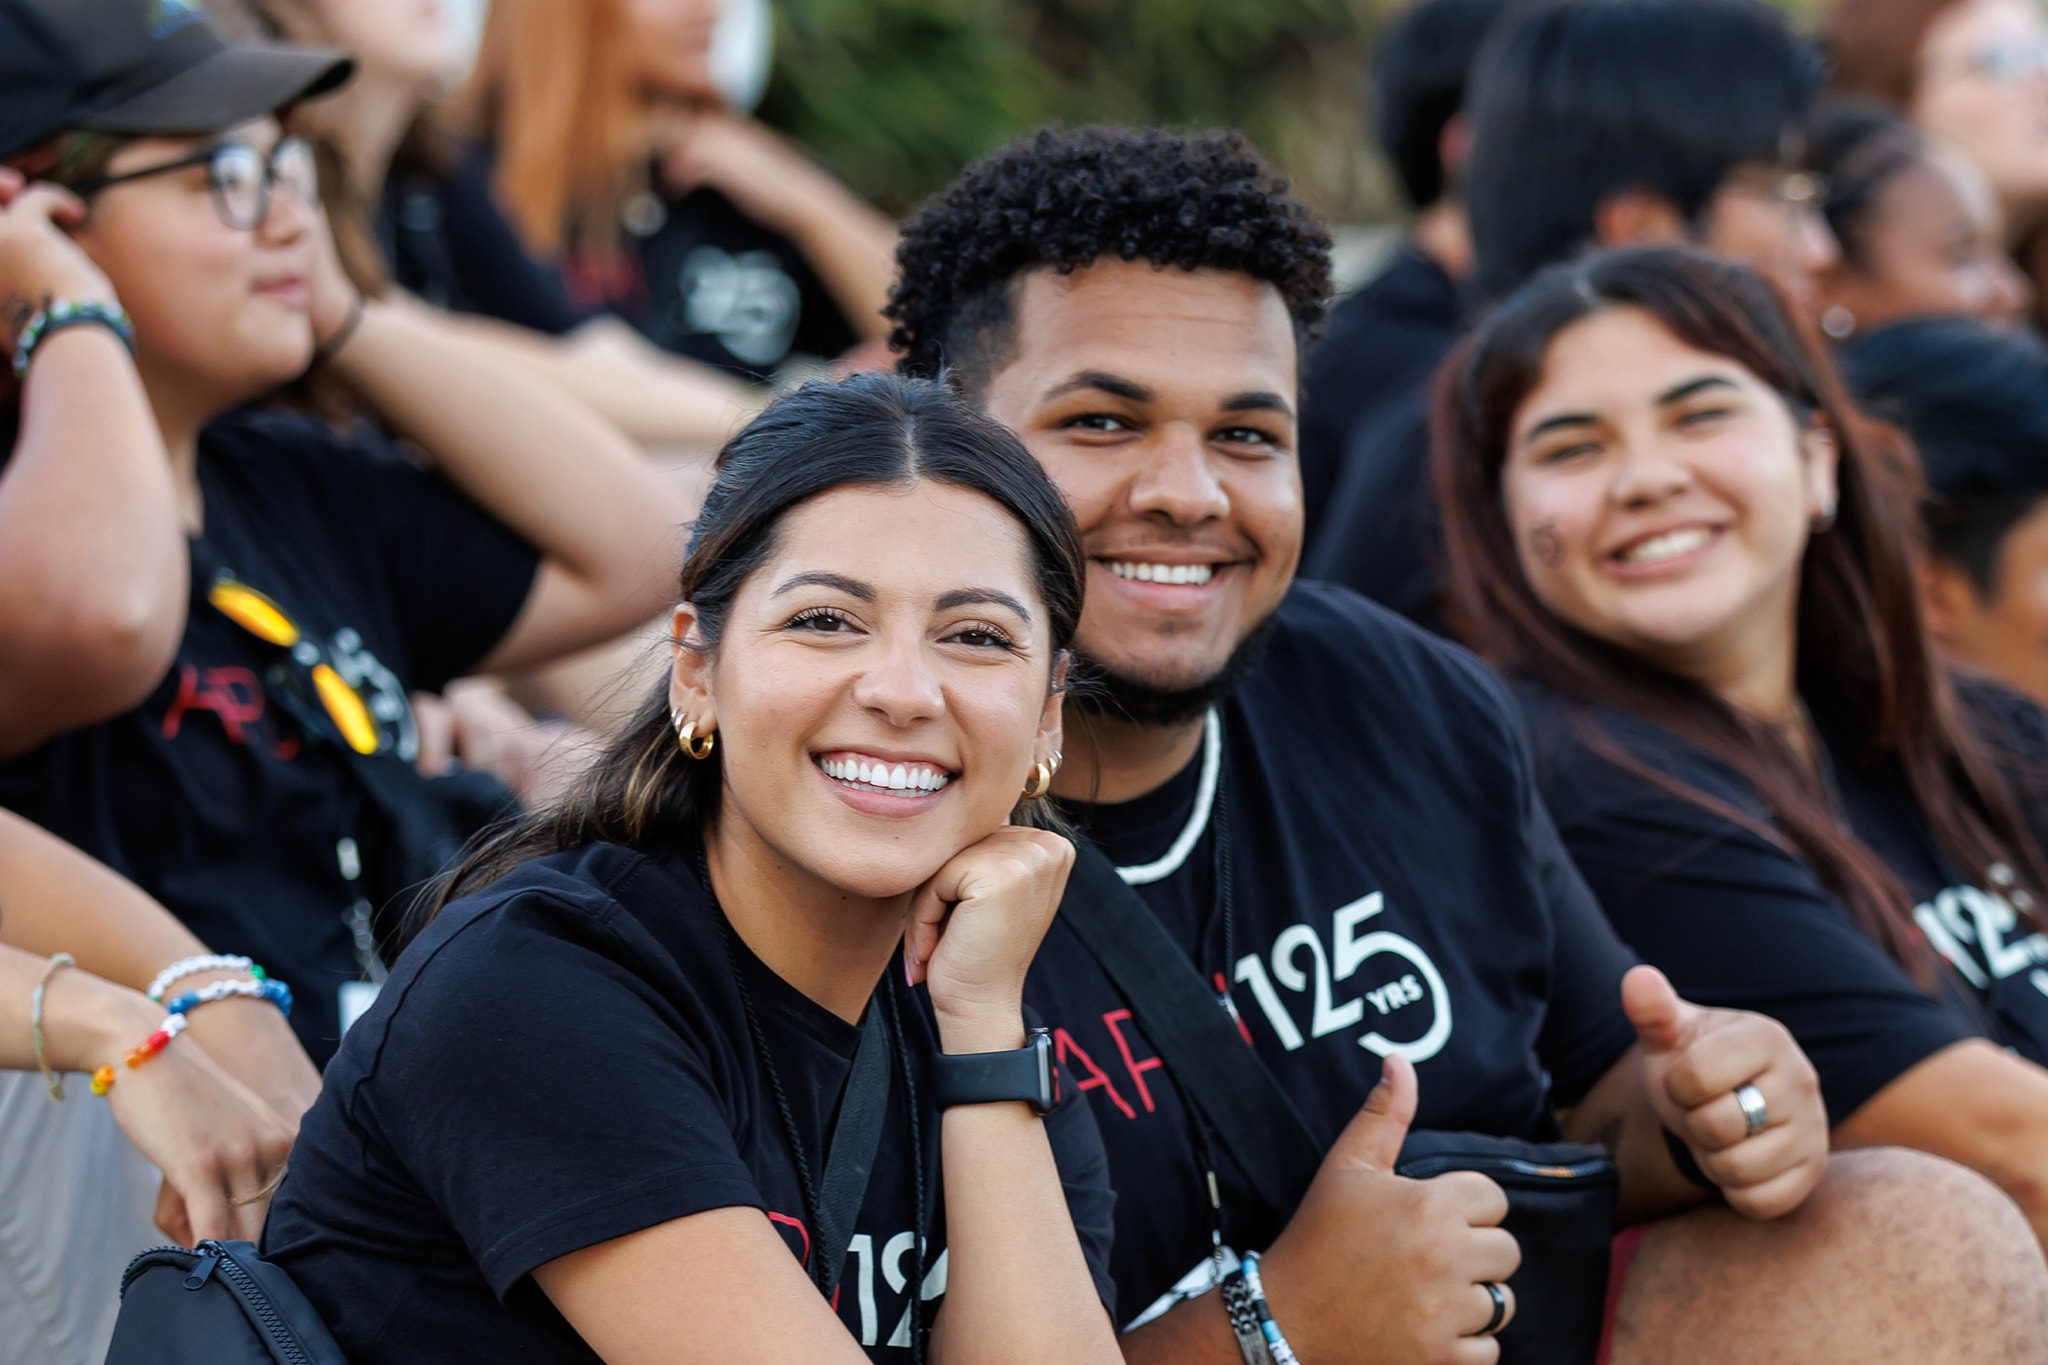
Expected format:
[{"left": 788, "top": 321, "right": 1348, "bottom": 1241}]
[{"left": 931, "top": 1027, "right": 1056, "bottom": 1115}]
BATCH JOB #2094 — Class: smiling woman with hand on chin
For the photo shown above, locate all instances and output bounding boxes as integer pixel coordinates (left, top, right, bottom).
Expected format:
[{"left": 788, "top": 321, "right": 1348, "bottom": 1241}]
[
  {"left": 1437, "top": 243, "right": 2048, "bottom": 1250},
  {"left": 261, "top": 372, "right": 1123, "bottom": 1365}
]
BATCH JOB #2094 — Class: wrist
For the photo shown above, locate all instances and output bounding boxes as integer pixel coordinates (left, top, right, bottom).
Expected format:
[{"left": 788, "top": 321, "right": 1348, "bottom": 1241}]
[
  {"left": 44, "top": 973, "right": 157, "bottom": 1074},
  {"left": 932, "top": 1001, "right": 1027, "bottom": 1055}
]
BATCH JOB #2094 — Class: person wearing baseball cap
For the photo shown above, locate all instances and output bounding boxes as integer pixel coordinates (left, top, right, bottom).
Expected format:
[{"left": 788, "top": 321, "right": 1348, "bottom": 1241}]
[
  {"left": 0, "top": 0, "right": 352, "bottom": 162},
  {"left": 0, "top": 5, "right": 692, "bottom": 1362}
]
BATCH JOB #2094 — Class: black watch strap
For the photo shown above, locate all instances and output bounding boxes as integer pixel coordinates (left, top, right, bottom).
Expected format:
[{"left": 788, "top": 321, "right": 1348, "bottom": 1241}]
[{"left": 931, "top": 1027, "right": 1055, "bottom": 1114}]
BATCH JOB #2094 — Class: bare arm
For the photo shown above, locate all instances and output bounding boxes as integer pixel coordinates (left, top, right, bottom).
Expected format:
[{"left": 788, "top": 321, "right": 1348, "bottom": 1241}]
[
  {"left": 1834, "top": 1039, "right": 2048, "bottom": 1245},
  {"left": 0, "top": 807, "right": 319, "bottom": 1122},
  {"left": 0, "top": 943, "right": 295, "bottom": 1243},
  {"left": 925, "top": 1014, "right": 1121, "bottom": 1365},
  {"left": 318, "top": 292, "right": 692, "bottom": 674},
  {"left": 0, "top": 178, "right": 186, "bottom": 758},
  {"left": 536, "top": 1206, "right": 873, "bottom": 1365},
  {"left": 434, "top": 311, "right": 762, "bottom": 451}
]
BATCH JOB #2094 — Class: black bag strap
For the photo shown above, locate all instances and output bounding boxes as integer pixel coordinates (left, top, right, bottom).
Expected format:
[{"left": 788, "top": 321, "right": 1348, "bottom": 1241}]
[
  {"left": 1060, "top": 841, "right": 1324, "bottom": 1219},
  {"left": 814, "top": 1001, "right": 892, "bottom": 1299}
]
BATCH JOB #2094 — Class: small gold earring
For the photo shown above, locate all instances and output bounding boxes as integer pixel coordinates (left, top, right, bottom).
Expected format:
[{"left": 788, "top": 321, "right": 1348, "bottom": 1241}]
[
  {"left": 1022, "top": 760, "right": 1054, "bottom": 800},
  {"left": 676, "top": 717, "right": 716, "bottom": 760}
]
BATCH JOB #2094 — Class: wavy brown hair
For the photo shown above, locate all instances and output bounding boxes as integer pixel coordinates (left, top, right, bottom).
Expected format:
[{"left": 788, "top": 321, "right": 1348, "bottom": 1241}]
[{"left": 1435, "top": 245, "right": 2046, "bottom": 983}]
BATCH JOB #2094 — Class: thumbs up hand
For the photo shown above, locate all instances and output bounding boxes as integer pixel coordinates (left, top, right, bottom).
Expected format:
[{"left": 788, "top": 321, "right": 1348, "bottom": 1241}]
[
  {"left": 1256, "top": 1056, "right": 1523, "bottom": 1363},
  {"left": 1623, "top": 965, "right": 1828, "bottom": 1221}
]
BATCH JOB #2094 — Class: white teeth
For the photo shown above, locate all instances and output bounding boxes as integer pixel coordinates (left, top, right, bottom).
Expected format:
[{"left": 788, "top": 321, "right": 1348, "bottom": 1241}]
[
  {"left": 1621, "top": 528, "right": 1713, "bottom": 565},
  {"left": 820, "top": 756, "right": 952, "bottom": 795},
  {"left": 1109, "top": 561, "right": 1215, "bottom": 585}
]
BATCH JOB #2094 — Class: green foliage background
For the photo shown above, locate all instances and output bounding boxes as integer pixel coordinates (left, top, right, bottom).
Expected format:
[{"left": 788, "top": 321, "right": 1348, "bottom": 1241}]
[{"left": 757, "top": 0, "right": 1398, "bottom": 226}]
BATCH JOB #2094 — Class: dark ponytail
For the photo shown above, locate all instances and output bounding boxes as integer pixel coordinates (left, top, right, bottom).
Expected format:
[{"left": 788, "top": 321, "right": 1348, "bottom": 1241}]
[{"left": 431, "top": 370, "right": 1087, "bottom": 912}]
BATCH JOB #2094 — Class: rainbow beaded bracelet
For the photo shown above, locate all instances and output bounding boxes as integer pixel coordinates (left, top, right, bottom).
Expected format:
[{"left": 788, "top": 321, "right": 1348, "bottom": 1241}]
[{"left": 91, "top": 1012, "right": 188, "bottom": 1096}]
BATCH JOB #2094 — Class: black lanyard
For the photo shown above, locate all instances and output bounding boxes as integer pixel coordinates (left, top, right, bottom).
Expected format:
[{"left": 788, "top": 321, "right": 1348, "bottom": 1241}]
[{"left": 706, "top": 854, "right": 925, "bottom": 1358}]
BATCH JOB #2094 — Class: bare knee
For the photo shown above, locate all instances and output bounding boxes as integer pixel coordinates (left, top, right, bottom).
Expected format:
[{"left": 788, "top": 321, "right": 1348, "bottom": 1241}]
[{"left": 1612, "top": 1148, "right": 2048, "bottom": 1364}]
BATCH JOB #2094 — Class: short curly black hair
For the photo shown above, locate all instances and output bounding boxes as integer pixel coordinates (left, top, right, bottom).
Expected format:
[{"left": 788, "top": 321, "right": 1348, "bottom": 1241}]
[{"left": 887, "top": 125, "right": 1333, "bottom": 391}]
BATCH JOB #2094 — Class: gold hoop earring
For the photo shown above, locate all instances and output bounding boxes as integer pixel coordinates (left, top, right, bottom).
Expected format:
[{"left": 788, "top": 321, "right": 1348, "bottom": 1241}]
[
  {"left": 676, "top": 718, "right": 716, "bottom": 760},
  {"left": 1022, "top": 760, "right": 1054, "bottom": 800}
]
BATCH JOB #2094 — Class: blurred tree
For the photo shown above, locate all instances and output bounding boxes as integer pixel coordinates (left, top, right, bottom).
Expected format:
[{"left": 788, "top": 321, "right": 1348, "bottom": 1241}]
[{"left": 758, "top": 0, "right": 1398, "bottom": 226}]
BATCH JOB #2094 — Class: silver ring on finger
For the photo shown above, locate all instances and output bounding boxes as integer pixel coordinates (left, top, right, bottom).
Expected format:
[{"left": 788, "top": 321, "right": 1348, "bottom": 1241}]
[
  {"left": 1474, "top": 1281, "right": 1510, "bottom": 1338},
  {"left": 1735, "top": 1081, "right": 1769, "bottom": 1137}
]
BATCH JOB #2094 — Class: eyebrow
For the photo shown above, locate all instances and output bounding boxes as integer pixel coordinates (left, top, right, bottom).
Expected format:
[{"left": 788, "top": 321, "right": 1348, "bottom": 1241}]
[
  {"left": 1041, "top": 371, "right": 1295, "bottom": 420},
  {"left": 1222, "top": 392, "right": 1296, "bottom": 419},
  {"left": 1042, "top": 370, "right": 1152, "bottom": 404},
  {"left": 772, "top": 571, "right": 873, "bottom": 600},
  {"left": 1519, "top": 375, "right": 1741, "bottom": 445},
  {"left": 934, "top": 588, "right": 1033, "bottom": 621}
]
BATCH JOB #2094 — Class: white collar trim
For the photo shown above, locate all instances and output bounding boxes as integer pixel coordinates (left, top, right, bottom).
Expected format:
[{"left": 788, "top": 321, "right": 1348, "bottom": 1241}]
[{"left": 1115, "top": 708, "right": 1222, "bottom": 886}]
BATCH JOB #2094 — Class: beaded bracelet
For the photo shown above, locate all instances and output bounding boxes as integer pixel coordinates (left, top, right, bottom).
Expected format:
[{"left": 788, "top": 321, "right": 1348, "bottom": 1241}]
[
  {"left": 1239, "top": 1254, "right": 1301, "bottom": 1365},
  {"left": 165, "top": 976, "right": 292, "bottom": 1020},
  {"left": 11, "top": 299, "right": 136, "bottom": 381},
  {"left": 146, "top": 954, "right": 258, "bottom": 1004},
  {"left": 1219, "top": 1266, "right": 1276, "bottom": 1365},
  {"left": 91, "top": 1012, "right": 187, "bottom": 1096},
  {"left": 30, "top": 953, "right": 77, "bottom": 1101}
]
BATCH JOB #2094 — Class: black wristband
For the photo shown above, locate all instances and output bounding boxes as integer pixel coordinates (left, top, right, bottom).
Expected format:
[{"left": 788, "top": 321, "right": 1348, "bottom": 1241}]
[{"left": 1663, "top": 1127, "right": 1722, "bottom": 1196}]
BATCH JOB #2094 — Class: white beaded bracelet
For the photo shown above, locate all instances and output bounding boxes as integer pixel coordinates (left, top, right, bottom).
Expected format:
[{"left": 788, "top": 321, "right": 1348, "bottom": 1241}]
[{"left": 146, "top": 954, "right": 254, "bottom": 1003}]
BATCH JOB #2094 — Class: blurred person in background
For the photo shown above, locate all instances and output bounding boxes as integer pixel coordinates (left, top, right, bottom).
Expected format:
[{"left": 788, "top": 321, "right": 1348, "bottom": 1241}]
[
  {"left": 209, "top": 0, "right": 758, "bottom": 457},
  {"left": 1809, "top": 100, "right": 2033, "bottom": 338},
  {"left": 0, "top": 809, "right": 311, "bottom": 1365},
  {"left": 1308, "top": 0, "right": 1836, "bottom": 632},
  {"left": 1825, "top": 0, "right": 2048, "bottom": 330},
  {"left": 1298, "top": 0, "right": 1502, "bottom": 548},
  {"left": 1438, "top": 244, "right": 2048, "bottom": 1254},
  {"left": 463, "top": 0, "right": 900, "bottom": 384},
  {"left": 0, "top": 0, "right": 689, "bottom": 1066},
  {"left": 1840, "top": 317, "right": 2048, "bottom": 707}
]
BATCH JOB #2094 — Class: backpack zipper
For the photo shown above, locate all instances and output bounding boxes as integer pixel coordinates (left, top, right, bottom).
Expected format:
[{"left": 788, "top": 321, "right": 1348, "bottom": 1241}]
[
  {"left": 116, "top": 1241, "right": 315, "bottom": 1365},
  {"left": 209, "top": 1242, "right": 315, "bottom": 1365}
]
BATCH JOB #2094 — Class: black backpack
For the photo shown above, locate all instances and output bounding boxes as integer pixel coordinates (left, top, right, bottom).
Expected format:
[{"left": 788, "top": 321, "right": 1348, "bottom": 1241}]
[{"left": 105, "top": 1240, "right": 347, "bottom": 1364}]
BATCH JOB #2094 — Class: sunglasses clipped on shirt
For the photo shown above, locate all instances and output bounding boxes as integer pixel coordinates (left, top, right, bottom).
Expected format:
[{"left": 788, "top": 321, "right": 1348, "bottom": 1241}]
[
  {"left": 207, "top": 573, "right": 383, "bottom": 756},
  {"left": 70, "top": 136, "right": 317, "bottom": 231}
]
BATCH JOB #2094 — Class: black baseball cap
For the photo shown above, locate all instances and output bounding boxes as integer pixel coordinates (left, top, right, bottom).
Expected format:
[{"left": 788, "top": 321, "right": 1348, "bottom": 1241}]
[{"left": 0, "top": 0, "right": 353, "bottom": 163}]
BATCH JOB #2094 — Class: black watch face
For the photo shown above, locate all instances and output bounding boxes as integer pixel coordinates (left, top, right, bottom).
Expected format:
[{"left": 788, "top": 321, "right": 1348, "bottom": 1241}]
[{"left": 1028, "top": 1028, "right": 1055, "bottom": 1115}]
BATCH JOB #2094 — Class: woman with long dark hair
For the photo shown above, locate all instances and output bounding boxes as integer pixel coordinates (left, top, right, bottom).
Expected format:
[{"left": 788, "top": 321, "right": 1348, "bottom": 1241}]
[
  {"left": 1434, "top": 244, "right": 2048, "bottom": 1245},
  {"left": 263, "top": 372, "right": 1123, "bottom": 1365}
]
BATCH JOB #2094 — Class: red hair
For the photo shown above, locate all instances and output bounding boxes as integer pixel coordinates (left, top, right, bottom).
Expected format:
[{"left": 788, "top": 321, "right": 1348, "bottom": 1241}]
[{"left": 458, "top": 0, "right": 646, "bottom": 260}]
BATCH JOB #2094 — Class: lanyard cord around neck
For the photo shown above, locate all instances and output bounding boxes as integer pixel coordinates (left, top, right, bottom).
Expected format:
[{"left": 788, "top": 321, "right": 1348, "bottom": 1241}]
[
  {"left": 707, "top": 853, "right": 929, "bottom": 1363},
  {"left": 1111, "top": 709, "right": 1241, "bottom": 1278}
]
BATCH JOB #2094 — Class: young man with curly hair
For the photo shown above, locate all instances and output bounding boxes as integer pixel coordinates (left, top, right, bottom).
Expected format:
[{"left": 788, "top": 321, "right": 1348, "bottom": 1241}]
[{"left": 887, "top": 124, "right": 2048, "bottom": 1363}]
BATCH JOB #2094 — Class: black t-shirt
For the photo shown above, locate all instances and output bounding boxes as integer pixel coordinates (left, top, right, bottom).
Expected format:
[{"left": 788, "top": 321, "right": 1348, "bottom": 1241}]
[
  {"left": 1024, "top": 582, "right": 1642, "bottom": 1321},
  {"left": 1301, "top": 382, "right": 1446, "bottom": 631},
  {"left": 1298, "top": 248, "right": 1461, "bottom": 547},
  {"left": 263, "top": 840, "right": 1117, "bottom": 1364},
  {"left": 380, "top": 150, "right": 591, "bottom": 338},
  {"left": 0, "top": 409, "right": 539, "bottom": 1063},
  {"left": 559, "top": 177, "right": 865, "bottom": 382},
  {"left": 1519, "top": 678, "right": 2048, "bottom": 1127}
]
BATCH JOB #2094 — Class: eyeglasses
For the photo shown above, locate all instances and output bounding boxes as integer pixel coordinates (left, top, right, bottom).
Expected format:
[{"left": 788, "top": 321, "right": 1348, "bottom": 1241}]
[{"left": 72, "top": 137, "right": 318, "bottom": 231}]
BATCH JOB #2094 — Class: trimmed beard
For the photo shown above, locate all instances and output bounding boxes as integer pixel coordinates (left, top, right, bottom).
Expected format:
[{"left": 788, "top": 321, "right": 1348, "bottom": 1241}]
[{"left": 1072, "top": 615, "right": 1279, "bottom": 728}]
